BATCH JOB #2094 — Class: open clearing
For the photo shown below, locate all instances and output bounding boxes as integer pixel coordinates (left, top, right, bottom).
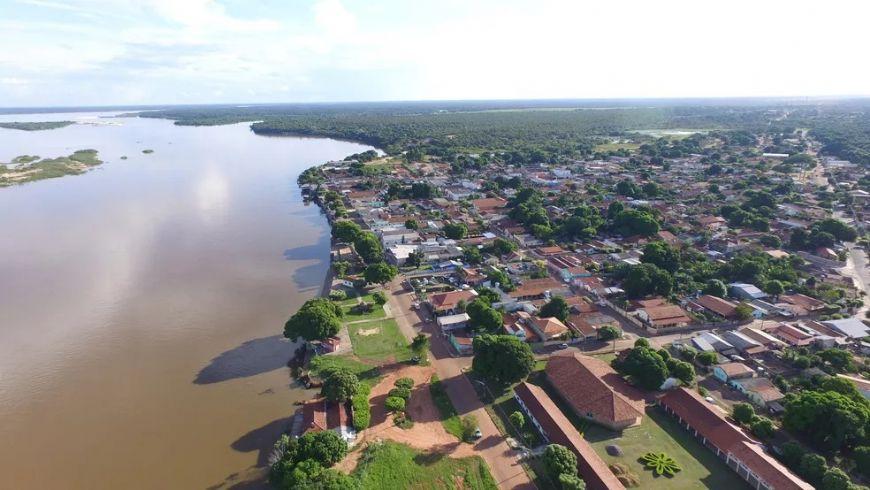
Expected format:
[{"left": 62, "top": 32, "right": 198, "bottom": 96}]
[{"left": 347, "top": 319, "right": 411, "bottom": 361}]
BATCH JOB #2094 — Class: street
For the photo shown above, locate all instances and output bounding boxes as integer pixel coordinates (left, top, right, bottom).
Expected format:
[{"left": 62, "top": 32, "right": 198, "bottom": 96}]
[{"left": 387, "top": 279, "right": 536, "bottom": 490}]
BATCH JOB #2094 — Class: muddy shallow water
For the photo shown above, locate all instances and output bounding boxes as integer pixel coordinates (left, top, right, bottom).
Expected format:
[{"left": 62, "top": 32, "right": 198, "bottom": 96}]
[{"left": 0, "top": 113, "right": 371, "bottom": 489}]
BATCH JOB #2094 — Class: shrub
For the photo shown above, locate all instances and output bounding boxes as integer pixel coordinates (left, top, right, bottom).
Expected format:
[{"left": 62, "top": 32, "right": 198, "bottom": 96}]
[
  {"left": 328, "top": 289, "right": 347, "bottom": 301},
  {"left": 640, "top": 452, "right": 681, "bottom": 477},
  {"left": 393, "top": 412, "right": 413, "bottom": 430},
  {"left": 509, "top": 411, "right": 525, "bottom": 430},
  {"left": 750, "top": 416, "right": 775, "bottom": 440},
  {"left": 372, "top": 291, "right": 387, "bottom": 305},
  {"left": 696, "top": 351, "right": 717, "bottom": 366},
  {"left": 394, "top": 377, "right": 414, "bottom": 390},
  {"left": 385, "top": 396, "right": 406, "bottom": 412},
  {"left": 351, "top": 386, "right": 371, "bottom": 431},
  {"left": 388, "top": 387, "right": 412, "bottom": 400}
]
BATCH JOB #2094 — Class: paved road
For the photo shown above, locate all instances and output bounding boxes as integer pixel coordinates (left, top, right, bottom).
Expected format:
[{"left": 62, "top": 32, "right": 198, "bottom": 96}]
[{"left": 386, "top": 279, "right": 535, "bottom": 490}]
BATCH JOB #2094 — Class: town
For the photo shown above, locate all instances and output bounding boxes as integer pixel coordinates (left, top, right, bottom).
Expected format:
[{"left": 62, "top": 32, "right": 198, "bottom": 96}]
[{"left": 269, "top": 121, "right": 870, "bottom": 490}]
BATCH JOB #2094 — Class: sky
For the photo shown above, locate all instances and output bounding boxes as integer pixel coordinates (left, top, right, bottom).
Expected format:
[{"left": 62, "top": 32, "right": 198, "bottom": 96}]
[{"left": 1, "top": 0, "right": 869, "bottom": 107}]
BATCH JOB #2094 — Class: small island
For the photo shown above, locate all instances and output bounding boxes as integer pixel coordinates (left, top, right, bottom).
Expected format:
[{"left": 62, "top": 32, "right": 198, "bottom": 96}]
[
  {"left": 0, "top": 121, "right": 75, "bottom": 131},
  {"left": 1, "top": 149, "right": 102, "bottom": 187}
]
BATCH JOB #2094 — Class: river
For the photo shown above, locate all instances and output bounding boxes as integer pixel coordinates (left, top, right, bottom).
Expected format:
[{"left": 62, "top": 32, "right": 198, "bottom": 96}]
[{"left": 0, "top": 112, "right": 372, "bottom": 489}]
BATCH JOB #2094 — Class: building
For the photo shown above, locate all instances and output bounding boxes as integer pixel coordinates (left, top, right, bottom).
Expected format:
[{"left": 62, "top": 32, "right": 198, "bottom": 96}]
[
  {"left": 688, "top": 295, "right": 739, "bottom": 319},
  {"left": 528, "top": 316, "right": 570, "bottom": 341},
  {"left": 660, "top": 388, "right": 812, "bottom": 490},
  {"left": 546, "top": 352, "right": 645, "bottom": 430},
  {"left": 449, "top": 331, "right": 474, "bottom": 354},
  {"left": 729, "top": 283, "right": 767, "bottom": 301},
  {"left": 637, "top": 304, "right": 692, "bottom": 330},
  {"left": 508, "top": 277, "right": 567, "bottom": 301},
  {"left": 295, "top": 398, "right": 357, "bottom": 446},
  {"left": 426, "top": 289, "right": 478, "bottom": 316},
  {"left": 513, "top": 382, "right": 625, "bottom": 490},
  {"left": 823, "top": 317, "right": 870, "bottom": 339},
  {"left": 731, "top": 378, "right": 785, "bottom": 410},
  {"left": 436, "top": 313, "right": 470, "bottom": 333},
  {"left": 713, "top": 362, "right": 755, "bottom": 383},
  {"left": 722, "top": 331, "right": 766, "bottom": 355}
]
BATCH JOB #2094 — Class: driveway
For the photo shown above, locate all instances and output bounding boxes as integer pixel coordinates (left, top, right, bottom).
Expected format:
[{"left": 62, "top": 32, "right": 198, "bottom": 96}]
[{"left": 387, "top": 279, "right": 536, "bottom": 490}]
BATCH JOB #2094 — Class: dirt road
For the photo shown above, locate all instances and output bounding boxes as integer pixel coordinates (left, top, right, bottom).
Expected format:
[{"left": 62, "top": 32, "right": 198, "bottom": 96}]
[{"left": 387, "top": 279, "right": 536, "bottom": 490}]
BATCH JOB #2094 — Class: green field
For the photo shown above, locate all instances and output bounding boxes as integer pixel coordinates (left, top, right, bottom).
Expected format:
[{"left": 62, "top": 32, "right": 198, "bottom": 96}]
[
  {"left": 308, "top": 354, "right": 382, "bottom": 388},
  {"left": 353, "top": 441, "right": 497, "bottom": 490},
  {"left": 340, "top": 294, "right": 387, "bottom": 321},
  {"left": 594, "top": 141, "right": 641, "bottom": 152},
  {"left": 429, "top": 375, "right": 463, "bottom": 440},
  {"left": 347, "top": 319, "right": 411, "bottom": 362},
  {"left": 584, "top": 408, "right": 748, "bottom": 489}
]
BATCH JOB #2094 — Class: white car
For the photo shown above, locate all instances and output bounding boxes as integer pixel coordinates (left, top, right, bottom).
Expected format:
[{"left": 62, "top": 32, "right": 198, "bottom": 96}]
[{"left": 704, "top": 396, "right": 716, "bottom": 404}]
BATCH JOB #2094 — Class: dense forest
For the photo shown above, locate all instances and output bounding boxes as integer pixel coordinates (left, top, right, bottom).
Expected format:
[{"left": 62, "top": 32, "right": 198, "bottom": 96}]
[{"left": 139, "top": 98, "right": 870, "bottom": 163}]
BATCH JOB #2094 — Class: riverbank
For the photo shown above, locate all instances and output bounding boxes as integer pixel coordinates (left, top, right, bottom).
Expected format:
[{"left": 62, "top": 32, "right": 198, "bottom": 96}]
[{"left": 0, "top": 149, "right": 102, "bottom": 187}]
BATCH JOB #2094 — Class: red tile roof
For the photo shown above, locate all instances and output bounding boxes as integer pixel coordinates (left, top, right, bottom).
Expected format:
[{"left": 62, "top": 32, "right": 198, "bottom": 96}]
[
  {"left": 660, "top": 388, "right": 812, "bottom": 490},
  {"left": 427, "top": 289, "right": 478, "bottom": 311},
  {"left": 546, "top": 353, "right": 645, "bottom": 427},
  {"left": 694, "top": 295, "right": 739, "bottom": 318},
  {"left": 514, "top": 382, "right": 625, "bottom": 490}
]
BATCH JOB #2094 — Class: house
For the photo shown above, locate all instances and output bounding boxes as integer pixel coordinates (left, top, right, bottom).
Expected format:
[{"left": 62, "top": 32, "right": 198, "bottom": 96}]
[
  {"left": 566, "top": 314, "right": 599, "bottom": 341},
  {"left": 713, "top": 362, "right": 755, "bottom": 383},
  {"left": 729, "top": 283, "right": 768, "bottom": 301},
  {"left": 528, "top": 316, "right": 570, "bottom": 341},
  {"left": 513, "top": 382, "right": 626, "bottom": 490},
  {"left": 731, "top": 377, "right": 785, "bottom": 410},
  {"left": 386, "top": 243, "right": 420, "bottom": 265},
  {"left": 449, "top": 331, "right": 474, "bottom": 354},
  {"left": 379, "top": 229, "right": 420, "bottom": 247},
  {"left": 823, "top": 317, "right": 870, "bottom": 339},
  {"left": 436, "top": 313, "right": 470, "bottom": 333},
  {"left": 295, "top": 398, "right": 357, "bottom": 445},
  {"left": 471, "top": 197, "right": 507, "bottom": 215},
  {"left": 508, "top": 277, "right": 567, "bottom": 301},
  {"left": 426, "top": 289, "right": 478, "bottom": 316},
  {"left": 546, "top": 352, "right": 645, "bottom": 430},
  {"left": 779, "top": 293, "right": 825, "bottom": 313},
  {"left": 637, "top": 304, "right": 692, "bottom": 330},
  {"left": 695, "top": 332, "right": 734, "bottom": 352},
  {"left": 773, "top": 323, "right": 814, "bottom": 346},
  {"left": 739, "top": 328, "right": 786, "bottom": 350},
  {"left": 722, "top": 331, "right": 766, "bottom": 355},
  {"left": 688, "top": 295, "right": 739, "bottom": 319},
  {"left": 660, "top": 388, "right": 812, "bottom": 490}
]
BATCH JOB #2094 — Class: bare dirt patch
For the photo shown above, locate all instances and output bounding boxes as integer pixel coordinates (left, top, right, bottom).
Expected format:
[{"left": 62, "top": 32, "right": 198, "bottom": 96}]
[
  {"left": 336, "top": 364, "right": 474, "bottom": 474},
  {"left": 357, "top": 327, "right": 381, "bottom": 336}
]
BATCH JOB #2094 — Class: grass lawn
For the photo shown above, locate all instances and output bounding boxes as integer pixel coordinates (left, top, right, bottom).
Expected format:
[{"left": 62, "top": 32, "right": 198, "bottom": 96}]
[
  {"left": 354, "top": 441, "right": 497, "bottom": 490},
  {"left": 347, "top": 319, "right": 412, "bottom": 362},
  {"left": 309, "top": 354, "right": 382, "bottom": 388},
  {"left": 337, "top": 292, "right": 387, "bottom": 321},
  {"left": 584, "top": 407, "right": 748, "bottom": 489},
  {"left": 429, "top": 375, "right": 463, "bottom": 440}
]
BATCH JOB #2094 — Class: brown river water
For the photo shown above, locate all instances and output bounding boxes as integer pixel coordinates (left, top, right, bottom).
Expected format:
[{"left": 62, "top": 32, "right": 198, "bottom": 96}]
[{"left": 0, "top": 113, "right": 372, "bottom": 489}]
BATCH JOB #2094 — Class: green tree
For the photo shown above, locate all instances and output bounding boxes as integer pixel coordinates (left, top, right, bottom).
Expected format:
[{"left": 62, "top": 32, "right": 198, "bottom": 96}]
[
  {"left": 364, "top": 262, "right": 398, "bottom": 284},
  {"left": 558, "top": 473, "right": 585, "bottom": 490},
  {"left": 489, "top": 237, "right": 517, "bottom": 256},
  {"left": 641, "top": 241, "right": 680, "bottom": 273},
  {"left": 472, "top": 334, "right": 534, "bottom": 385},
  {"left": 539, "top": 296, "right": 570, "bottom": 322},
  {"left": 784, "top": 390, "right": 870, "bottom": 452},
  {"left": 544, "top": 444, "right": 577, "bottom": 478},
  {"left": 598, "top": 325, "right": 621, "bottom": 341},
  {"left": 333, "top": 261, "right": 350, "bottom": 278},
  {"left": 622, "top": 263, "right": 672, "bottom": 298},
  {"left": 354, "top": 232, "right": 384, "bottom": 264},
  {"left": 854, "top": 446, "right": 870, "bottom": 477},
  {"left": 750, "top": 416, "right": 775, "bottom": 440},
  {"left": 332, "top": 220, "right": 361, "bottom": 243},
  {"left": 671, "top": 360, "right": 695, "bottom": 385},
  {"left": 443, "top": 222, "right": 468, "bottom": 239},
  {"left": 284, "top": 298, "right": 343, "bottom": 341},
  {"left": 466, "top": 299, "right": 503, "bottom": 333},
  {"left": 297, "top": 430, "right": 348, "bottom": 467},
  {"left": 734, "top": 303, "right": 754, "bottom": 321},
  {"left": 410, "top": 333, "right": 429, "bottom": 358},
  {"left": 799, "top": 453, "right": 827, "bottom": 485},
  {"left": 372, "top": 291, "right": 387, "bottom": 305},
  {"left": 821, "top": 467, "right": 850, "bottom": 490},
  {"left": 764, "top": 279, "right": 785, "bottom": 297},
  {"left": 463, "top": 246, "right": 483, "bottom": 264},
  {"left": 634, "top": 338, "right": 650, "bottom": 348},
  {"left": 405, "top": 250, "right": 423, "bottom": 268},
  {"left": 732, "top": 403, "right": 755, "bottom": 424},
  {"left": 779, "top": 441, "right": 805, "bottom": 469},
  {"left": 614, "top": 346, "right": 668, "bottom": 391},
  {"left": 460, "top": 414, "right": 479, "bottom": 442},
  {"left": 405, "top": 219, "right": 418, "bottom": 230},
  {"left": 321, "top": 368, "right": 359, "bottom": 403},
  {"left": 696, "top": 351, "right": 718, "bottom": 366}
]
